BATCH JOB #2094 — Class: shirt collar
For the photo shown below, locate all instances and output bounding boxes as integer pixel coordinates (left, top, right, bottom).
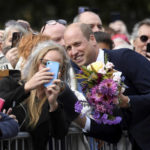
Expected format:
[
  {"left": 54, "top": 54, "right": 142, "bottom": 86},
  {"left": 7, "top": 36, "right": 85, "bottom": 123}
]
[{"left": 96, "top": 49, "right": 104, "bottom": 63}]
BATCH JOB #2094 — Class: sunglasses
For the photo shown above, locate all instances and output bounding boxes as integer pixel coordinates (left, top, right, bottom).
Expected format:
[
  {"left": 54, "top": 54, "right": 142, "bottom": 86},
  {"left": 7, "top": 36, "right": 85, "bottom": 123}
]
[
  {"left": 46, "top": 19, "right": 67, "bottom": 26},
  {"left": 41, "top": 19, "right": 67, "bottom": 33},
  {"left": 139, "top": 35, "right": 149, "bottom": 43}
]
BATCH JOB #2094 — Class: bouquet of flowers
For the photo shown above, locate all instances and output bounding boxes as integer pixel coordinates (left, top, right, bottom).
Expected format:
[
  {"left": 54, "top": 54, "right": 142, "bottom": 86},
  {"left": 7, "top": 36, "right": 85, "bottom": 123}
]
[{"left": 75, "top": 61, "right": 126, "bottom": 125}]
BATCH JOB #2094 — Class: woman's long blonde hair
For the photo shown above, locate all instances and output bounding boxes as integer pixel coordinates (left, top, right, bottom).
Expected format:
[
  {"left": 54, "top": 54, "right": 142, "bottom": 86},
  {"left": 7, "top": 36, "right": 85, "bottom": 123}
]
[{"left": 23, "top": 40, "right": 70, "bottom": 128}]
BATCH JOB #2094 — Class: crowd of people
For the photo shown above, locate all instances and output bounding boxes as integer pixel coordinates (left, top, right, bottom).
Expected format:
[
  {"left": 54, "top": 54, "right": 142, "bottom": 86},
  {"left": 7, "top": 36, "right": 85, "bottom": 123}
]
[{"left": 0, "top": 10, "right": 150, "bottom": 150}]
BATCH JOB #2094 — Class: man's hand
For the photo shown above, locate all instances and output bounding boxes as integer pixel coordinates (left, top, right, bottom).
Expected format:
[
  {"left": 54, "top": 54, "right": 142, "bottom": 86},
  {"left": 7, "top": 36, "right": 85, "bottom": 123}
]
[{"left": 119, "top": 94, "right": 130, "bottom": 108}]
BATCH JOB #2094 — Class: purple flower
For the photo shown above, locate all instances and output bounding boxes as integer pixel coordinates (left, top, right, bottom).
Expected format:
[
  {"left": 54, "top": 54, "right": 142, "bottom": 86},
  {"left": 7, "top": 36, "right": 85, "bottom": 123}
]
[
  {"left": 99, "top": 79, "right": 118, "bottom": 96},
  {"left": 74, "top": 101, "right": 83, "bottom": 113},
  {"left": 93, "top": 111, "right": 101, "bottom": 119},
  {"left": 103, "top": 116, "right": 122, "bottom": 125},
  {"left": 93, "top": 111, "right": 102, "bottom": 124},
  {"left": 78, "top": 70, "right": 83, "bottom": 74},
  {"left": 90, "top": 85, "right": 103, "bottom": 103},
  {"left": 96, "top": 104, "right": 106, "bottom": 113},
  {"left": 113, "top": 116, "right": 122, "bottom": 124},
  {"left": 101, "top": 113, "right": 108, "bottom": 124}
]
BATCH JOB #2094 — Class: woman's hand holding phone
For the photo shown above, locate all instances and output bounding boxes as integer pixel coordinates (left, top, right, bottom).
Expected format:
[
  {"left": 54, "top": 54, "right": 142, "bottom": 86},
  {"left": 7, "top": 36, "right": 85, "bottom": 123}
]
[
  {"left": 24, "top": 68, "right": 53, "bottom": 93},
  {"left": 45, "top": 79, "right": 62, "bottom": 112}
]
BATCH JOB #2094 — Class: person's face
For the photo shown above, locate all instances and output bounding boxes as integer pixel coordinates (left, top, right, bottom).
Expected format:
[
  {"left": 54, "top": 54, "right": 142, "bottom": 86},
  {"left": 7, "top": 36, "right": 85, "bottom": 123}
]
[
  {"left": 64, "top": 26, "right": 97, "bottom": 67},
  {"left": 133, "top": 24, "right": 150, "bottom": 56},
  {"left": 79, "top": 13, "right": 104, "bottom": 32},
  {"left": 109, "top": 21, "right": 127, "bottom": 34},
  {"left": 42, "top": 23, "right": 66, "bottom": 47},
  {"left": 38, "top": 50, "right": 63, "bottom": 71},
  {"left": 2, "top": 29, "right": 19, "bottom": 48}
]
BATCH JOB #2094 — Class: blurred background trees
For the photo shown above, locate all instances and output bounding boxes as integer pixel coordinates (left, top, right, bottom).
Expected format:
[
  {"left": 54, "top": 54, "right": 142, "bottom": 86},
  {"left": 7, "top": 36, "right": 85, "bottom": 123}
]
[{"left": 0, "top": 0, "right": 150, "bottom": 33}]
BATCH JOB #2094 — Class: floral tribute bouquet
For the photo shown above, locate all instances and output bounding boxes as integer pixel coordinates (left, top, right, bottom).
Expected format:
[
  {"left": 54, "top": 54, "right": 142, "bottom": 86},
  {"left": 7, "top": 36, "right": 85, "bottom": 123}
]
[{"left": 75, "top": 61, "right": 126, "bottom": 125}]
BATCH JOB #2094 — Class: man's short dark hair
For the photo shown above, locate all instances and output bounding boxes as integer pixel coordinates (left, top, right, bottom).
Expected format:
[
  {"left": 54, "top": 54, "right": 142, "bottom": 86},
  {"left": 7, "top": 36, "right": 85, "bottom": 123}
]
[{"left": 79, "top": 23, "right": 94, "bottom": 40}]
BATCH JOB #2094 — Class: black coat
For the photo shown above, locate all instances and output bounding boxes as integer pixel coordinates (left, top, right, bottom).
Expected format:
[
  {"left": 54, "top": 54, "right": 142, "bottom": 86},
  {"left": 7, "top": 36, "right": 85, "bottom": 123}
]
[
  {"left": 72, "top": 48, "right": 150, "bottom": 150},
  {"left": 104, "top": 49, "right": 150, "bottom": 150},
  {"left": 11, "top": 84, "right": 79, "bottom": 150},
  {"left": 0, "top": 70, "right": 29, "bottom": 109},
  {"left": 0, "top": 73, "right": 79, "bottom": 150}
]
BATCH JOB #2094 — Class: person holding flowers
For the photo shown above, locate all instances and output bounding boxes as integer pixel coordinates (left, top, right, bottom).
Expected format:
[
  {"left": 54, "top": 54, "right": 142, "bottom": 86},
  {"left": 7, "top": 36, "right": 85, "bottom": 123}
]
[{"left": 64, "top": 23, "right": 150, "bottom": 150}]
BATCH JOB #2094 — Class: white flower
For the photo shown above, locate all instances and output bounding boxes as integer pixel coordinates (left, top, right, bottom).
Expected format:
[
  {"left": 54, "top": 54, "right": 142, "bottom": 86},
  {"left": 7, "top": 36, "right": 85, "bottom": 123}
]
[
  {"left": 98, "top": 68, "right": 106, "bottom": 74},
  {"left": 105, "top": 62, "right": 114, "bottom": 69},
  {"left": 113, "top": 71, "right": 122, "bottom": 83}
]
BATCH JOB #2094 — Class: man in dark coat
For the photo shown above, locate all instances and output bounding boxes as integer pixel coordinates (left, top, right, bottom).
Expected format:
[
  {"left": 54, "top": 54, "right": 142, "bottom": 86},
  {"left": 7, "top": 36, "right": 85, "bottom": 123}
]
[{"left": 64, "top": 23, "right": 150, "bottom": 150}]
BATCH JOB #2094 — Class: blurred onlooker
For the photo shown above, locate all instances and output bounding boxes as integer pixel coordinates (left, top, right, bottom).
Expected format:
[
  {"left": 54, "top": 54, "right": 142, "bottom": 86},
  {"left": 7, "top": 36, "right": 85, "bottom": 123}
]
[
  {"left": 16, "top": 33, "right": 51, "bottom": 70},
  {"left": 104, "top": 26, "right": 116, "bottom": 37},
  {"left": 17, "top": 19, "right": 33, "bottom": 33},
  {"left": 73, "top": 11, "right": 104, "bottom": 32},
  {"left": 94, "top": 31, "right": 114, "bottom": 49},
  {"left": 5, "top": 19, "right": 33, "bottom": 33},
  {"left": 41, "top": 19, "right": 67, "bottom": 47},
  {"left": 109, "top": 20, "right": 130, "bottom": 39},
  {"left": 111, "top": 33, "right": 133, "bottom": 49},
  {"left": 131, "top": 18, "right": 150, "bottom": 60},
  {"left": 1, "top": 24, "right": 28, "bottom": 68},
  {"left": 5, "top": 20, "right": 17, "bottom": 28}
]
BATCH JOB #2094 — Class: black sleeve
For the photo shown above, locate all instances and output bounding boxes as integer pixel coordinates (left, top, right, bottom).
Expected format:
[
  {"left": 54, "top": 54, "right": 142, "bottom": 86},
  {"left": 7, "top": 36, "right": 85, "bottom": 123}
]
[
  {"left": 49, "top": 103, "right": 69, "bottom": 139},
  {"left": 11, "top": 104, "right": 27, "bottom": 131},
  {"left": 0, "top": 77, "right": 29, "bottom": 109},
  {"left": 58, "top": 83, "right": 79, "bottom": 122},
  {"left": 117, "top": 50, "right": 150, "bottom": 123},
  {"left": 85, "top": 119, "right": 122, "bottom": 143}
]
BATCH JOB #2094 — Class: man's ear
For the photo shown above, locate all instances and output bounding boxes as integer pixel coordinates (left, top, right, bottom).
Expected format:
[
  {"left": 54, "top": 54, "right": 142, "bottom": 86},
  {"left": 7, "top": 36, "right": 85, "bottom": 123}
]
[{"left": 89, "top": 34, "right": 97, "bottom": 45}]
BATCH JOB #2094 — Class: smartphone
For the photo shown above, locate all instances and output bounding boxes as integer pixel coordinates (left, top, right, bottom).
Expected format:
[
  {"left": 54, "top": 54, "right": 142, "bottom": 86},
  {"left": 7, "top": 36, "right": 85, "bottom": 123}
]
[
  {"left": 11, "top": 32, "right": 22, "bottom": 48},
  {"left": 0, "top": 98, "right": 5, "bottom": 111},
  {"left": 78, "top": 6, "right": 89, "bottom": 14},
  {"left": 44, "top": 61, "right": 60, "bottom": 87},
  {"left": 146, "top": 43, "right": 150, "bottom": 53}
]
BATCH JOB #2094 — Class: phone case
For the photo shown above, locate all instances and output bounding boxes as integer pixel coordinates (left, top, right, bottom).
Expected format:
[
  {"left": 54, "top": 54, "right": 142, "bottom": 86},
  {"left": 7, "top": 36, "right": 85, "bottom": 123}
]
[
  {"left": 11, "top": 32, "right": 22, "bottom": 48},
  {"left": 0, "top": 98, "right": 5, "bottom": 112},
  {"left": 44, "top": 61, "right": 60, "bottom": 87}
]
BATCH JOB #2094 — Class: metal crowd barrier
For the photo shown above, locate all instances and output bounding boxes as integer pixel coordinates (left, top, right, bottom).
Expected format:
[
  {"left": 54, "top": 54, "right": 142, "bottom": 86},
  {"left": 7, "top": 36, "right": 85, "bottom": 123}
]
[
  {"left": 0, "top": 132, "right": 32, "bottom": 150},
  {"left": 0, "top": 131, "right": 131, "bottom": 150}
]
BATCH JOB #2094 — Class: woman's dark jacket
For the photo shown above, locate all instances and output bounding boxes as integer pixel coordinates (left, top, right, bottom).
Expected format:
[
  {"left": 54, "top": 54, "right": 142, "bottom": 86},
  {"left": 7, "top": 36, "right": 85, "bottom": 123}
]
[{"left": 0, "top": 70, "right": 79, "bottom": 150}]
